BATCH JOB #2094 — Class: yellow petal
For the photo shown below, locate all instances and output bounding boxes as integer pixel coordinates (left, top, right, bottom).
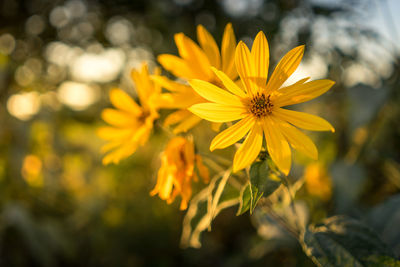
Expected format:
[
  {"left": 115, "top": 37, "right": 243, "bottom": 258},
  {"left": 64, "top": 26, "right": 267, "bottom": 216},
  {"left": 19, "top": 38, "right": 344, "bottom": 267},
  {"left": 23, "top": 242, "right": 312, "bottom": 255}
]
[
  {"left": 210, "top": 115, "right": 255, "bottom": 151},
  {"left": 151, "top": 75, "right": 187, "bottom": 93},
  {"left": 101, "top": 108, "right": 139, "bottom": 127},
  {"left": 150, "top": 158, "right": 174, "bottom": 198},
  {"left": 275, "top": 79, "right": 335, "bottom": 107},
  {"left": 156, "top": 91, "right": 202, "bottom": 109},
  {"left": 164, "top": 109, "right": 192, "bottom": 126},
  {"left": 104, "top": 124, "right": 151, "bottom": 163},
  {"left": 157, "top": 54, "right": 197, "bottom": 79},
  {"left": 211, "top": 67, "right": 246, "bottom": 98},
  {"left": 221, "top": 23, "right": 237, "bottom": 79},
  {"left": 272, "top": 116, "right": 318, "bottom": 160},
  {"left": 189, "top": 103, "right": 246, "bottom": 123},
  {"left": 97, "top": 127, "right": 132, "bottom": 141},
  {"left": 174, "top": 33, "right": 212, "bottom": 80},
  {"left": 101, "top": 139, "right": 125, "bottom": 154},
  {"left": 197, "top": 25, "right": 221, "bottom": 69},
  {"left": 263, "top": 117, "right": 292, "bottom": 175},
  {"left": 251, "top": 31, "right": 269, "bottom": 87},
  {"left": 131, "top": 64, "right": 152, "bottom": 106},
  {"left": 266, "top": 45, "right": 304, "bottom": 93},
  {"left": 235, "top": 41, "right": 256, "bottom": 95},
  {"left": 173, "top": 114, "right": 202, "bottom": 134},
  {"left": 233, "top": 122, "right": 263, "bottom": 172},
  {"left": 272, "top": 77, "right": 309, "bottom": 98},
  {"left": 109, "top": 89, "right": 142, "bottom": 116},
  {"left": 102, "top": 140, "right": 139, "bottom": 165},
  {"left": 274, "top": 108, "right": 335, "bottom": 132},
  {"left": 189, "top": 79, "right": 242, "bottom": 106}
]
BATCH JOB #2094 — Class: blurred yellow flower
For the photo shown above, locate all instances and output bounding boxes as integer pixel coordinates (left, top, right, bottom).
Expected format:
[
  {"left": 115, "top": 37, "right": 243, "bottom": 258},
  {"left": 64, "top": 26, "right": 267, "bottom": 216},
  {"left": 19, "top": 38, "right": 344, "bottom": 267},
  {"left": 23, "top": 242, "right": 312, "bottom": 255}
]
[
  {"left": 304, "top": 163, "right": 332, "bottom": 201},
  {"left": 189, "top": 31, "right": 335, "bottom": 174},
  {"left": 98, "top": 64, "right": 160, "bottom": 165},
  {"left": 21, "top": 154, "right": 43, "bottom": 187},
  {"left": 150, "top": 136, "right": 209, "bottom": 210},
  {"left": 153, "top": 23, "right": 237, "bottom": 133}
]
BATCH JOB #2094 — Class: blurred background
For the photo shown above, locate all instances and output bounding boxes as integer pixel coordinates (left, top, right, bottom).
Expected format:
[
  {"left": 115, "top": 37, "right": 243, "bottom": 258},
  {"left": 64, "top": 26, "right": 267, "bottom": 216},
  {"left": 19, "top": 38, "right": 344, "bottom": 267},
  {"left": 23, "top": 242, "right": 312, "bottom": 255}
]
[{"left": 0, "top": 0, "right": 399, "bottom": 266}]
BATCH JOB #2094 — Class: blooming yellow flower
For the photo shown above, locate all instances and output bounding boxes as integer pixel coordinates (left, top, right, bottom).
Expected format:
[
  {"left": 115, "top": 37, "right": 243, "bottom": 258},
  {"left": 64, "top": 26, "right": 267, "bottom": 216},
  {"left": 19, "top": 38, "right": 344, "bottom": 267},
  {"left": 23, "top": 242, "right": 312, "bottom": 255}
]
[
  {"left": 304, "top": 163, "right": 332, "bottom": 201},
  {"left": 189, "top": 32, "right": 335, "bottom": 175},
  {"left": 150, "top": 136, "right": 209, "bottom": 210},
  {"left": 97, "top": 63, "right": 160, "bottom": 165},
  {"left": 153, "top": 23, "right": 237, "bottom": 133}
]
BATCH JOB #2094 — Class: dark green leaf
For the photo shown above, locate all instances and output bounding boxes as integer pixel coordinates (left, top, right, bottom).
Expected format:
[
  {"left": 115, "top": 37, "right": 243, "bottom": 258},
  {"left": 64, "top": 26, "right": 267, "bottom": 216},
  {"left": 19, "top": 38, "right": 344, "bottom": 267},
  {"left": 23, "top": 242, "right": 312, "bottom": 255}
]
[
  {"left": 367, "top": 194, "right": 400, "bottom": 256},
  {"left": 249, "top": 160, "right": 281, "bottom": 213},
  {"left": 302, "top": 216, "right": 399, "bottom": 267}
]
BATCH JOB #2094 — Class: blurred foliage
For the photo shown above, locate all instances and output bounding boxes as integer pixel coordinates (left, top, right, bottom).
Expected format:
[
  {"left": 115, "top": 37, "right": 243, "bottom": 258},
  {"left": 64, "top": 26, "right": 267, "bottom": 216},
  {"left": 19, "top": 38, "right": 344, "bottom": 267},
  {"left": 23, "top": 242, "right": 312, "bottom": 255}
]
[{"left": 0, "top": 0, "right": 400, "bottom": 266}]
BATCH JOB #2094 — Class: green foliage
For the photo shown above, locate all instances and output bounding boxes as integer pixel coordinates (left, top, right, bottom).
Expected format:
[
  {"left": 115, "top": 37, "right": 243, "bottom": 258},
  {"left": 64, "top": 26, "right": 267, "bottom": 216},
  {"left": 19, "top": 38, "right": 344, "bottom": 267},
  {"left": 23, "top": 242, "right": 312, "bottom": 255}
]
[
  {"left": 237, "top": 160, "right": 282, "bottom": 215},
  {"left": 237, "top": 184, "right": 252, "bottom": 215},
  {"left": 301, "top": 216, "right": 400, "bottom": 267},
  {"left": 367, "top": 194, "right": 400, "bottom": 256}
]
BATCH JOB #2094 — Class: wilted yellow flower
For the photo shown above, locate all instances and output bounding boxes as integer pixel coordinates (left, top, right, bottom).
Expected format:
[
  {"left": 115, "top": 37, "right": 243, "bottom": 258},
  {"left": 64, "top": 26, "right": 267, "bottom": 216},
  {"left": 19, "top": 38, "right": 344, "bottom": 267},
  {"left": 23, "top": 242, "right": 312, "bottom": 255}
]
[
  {"left": 98, "top": 64, "right": 160, "bottom": 165},
  {"left": 304, "top": 163, "right": 332, "bottom": 201},
  {"left": 153, "top": 23, "right": 237, "bottom": 133},
  {"left": 150, "top": 137, "right": 209, "bottom": 210},
  {"left": 189, "top": 31, "right": 335, "bottom": 174}
]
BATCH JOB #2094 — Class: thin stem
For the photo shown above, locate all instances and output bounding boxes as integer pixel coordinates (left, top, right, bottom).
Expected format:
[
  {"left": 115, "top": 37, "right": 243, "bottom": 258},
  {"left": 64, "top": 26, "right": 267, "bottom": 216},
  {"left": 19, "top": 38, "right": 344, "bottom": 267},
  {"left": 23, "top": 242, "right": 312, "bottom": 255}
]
[
  {"left": 282, "top": 175, "right": 302, "bottom": 233},
  {"left": 155, "top": 121, "right": 174, "bottom": 138},
  {"left": 200, "top": 152, "right": 232, "bottom": 167}
]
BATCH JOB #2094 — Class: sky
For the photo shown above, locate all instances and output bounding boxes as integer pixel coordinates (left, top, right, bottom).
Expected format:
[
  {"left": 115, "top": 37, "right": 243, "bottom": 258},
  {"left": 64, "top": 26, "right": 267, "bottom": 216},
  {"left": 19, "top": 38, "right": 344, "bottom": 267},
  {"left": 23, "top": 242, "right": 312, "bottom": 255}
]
[{"left": 367, "top": 0, "right": 400, "bottom": 50}]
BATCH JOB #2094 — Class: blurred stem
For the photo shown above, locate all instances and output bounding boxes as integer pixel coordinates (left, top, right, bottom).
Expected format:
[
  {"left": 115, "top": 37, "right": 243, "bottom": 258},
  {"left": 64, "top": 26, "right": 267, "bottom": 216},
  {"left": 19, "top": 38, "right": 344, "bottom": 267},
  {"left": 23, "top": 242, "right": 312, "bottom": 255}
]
[
  {"left": 201, "top": 152, "right": 232, "bottom": 167},
  {"left": 282, "top": 175, "right": 302, "bottom": 233},
  {"left": 155, "top": 121, "right": 174, "bottom": 138}
]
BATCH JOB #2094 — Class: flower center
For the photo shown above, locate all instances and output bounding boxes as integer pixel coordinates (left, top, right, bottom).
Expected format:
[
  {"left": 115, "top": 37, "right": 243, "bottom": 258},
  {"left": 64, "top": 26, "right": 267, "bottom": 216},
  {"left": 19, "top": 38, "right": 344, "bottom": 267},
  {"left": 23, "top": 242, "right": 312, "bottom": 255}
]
[
  {"left": 138, "top": 110, "right": 150, "bottom": 123},
  {"left": 249, "top": 92, "right": 273, "bottom": 118}
]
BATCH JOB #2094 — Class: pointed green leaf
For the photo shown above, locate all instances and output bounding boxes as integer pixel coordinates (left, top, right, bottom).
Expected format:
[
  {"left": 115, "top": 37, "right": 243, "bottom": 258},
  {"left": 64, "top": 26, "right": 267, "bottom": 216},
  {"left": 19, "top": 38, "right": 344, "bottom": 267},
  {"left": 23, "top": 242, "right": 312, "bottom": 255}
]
[
  {"left": 249, "top": 160, "right": 281, "bottom": 213},
  {"left": 302, "top": 216, "right": 399, "bottom": 267},
  {"left": 237, "top": 183, "right": 251, "bottom": 215}
]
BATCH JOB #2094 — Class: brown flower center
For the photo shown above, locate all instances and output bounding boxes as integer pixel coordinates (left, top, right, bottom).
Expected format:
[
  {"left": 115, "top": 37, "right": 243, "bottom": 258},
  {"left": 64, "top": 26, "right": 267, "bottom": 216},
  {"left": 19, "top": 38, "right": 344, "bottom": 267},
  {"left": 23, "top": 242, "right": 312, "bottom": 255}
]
[
  {"left": 249, "top": 92, "right": 273, "bottom": 118},
  {"left": 138, "top": 110, "right": 150, "bottom": 123}
]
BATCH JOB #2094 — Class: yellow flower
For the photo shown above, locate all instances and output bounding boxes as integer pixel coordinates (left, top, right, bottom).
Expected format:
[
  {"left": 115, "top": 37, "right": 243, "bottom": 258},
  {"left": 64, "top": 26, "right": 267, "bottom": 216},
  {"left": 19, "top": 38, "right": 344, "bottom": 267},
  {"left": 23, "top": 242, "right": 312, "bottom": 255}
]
[
  {"left": 304, "top": 163, "right": 332, "bottom": 201},
  {"left": 150, "top": 137, "right": 209, "bottom": 210},
  {"left": 153, "top": 23, "right": 237, "bottom": 133},
  {"left": 189, "top": 32, "right": 335, "bottom": 174},
  {"left": 98, "top": 63, "right": 160, "bottom": 165}
]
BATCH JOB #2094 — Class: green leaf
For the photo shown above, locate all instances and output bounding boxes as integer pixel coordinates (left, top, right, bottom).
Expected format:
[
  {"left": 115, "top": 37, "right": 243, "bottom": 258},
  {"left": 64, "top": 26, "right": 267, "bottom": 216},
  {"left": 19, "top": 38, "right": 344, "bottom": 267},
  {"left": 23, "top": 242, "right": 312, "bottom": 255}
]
[
  {"left": 237, "top": 183, "right": 251, "bottom": 215},
  {"left": 249, "top": 160, "right": 281, "bottom": 213},
  {"left": 367, "top": 194, "right": 400, "bottom": 255},
  {"left": 302, "top": 216, "right": 399, "bottom": 267},
  {"left": 237, "top": 160, "right": 282, "bottom": 215}
]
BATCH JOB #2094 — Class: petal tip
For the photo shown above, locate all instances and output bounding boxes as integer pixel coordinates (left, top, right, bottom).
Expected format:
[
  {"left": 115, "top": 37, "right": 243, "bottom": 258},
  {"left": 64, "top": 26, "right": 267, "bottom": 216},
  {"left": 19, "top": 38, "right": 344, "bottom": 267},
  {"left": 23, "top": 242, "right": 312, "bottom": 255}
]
[
  {"left": 232, "top": 165, "right": 241, "bottom": 173},
  {"left": 255, "top": 31, "right": 266, "bottom": 39},
  {"left": 282, "top": 169, "right": 290, "bottom": 176}
]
